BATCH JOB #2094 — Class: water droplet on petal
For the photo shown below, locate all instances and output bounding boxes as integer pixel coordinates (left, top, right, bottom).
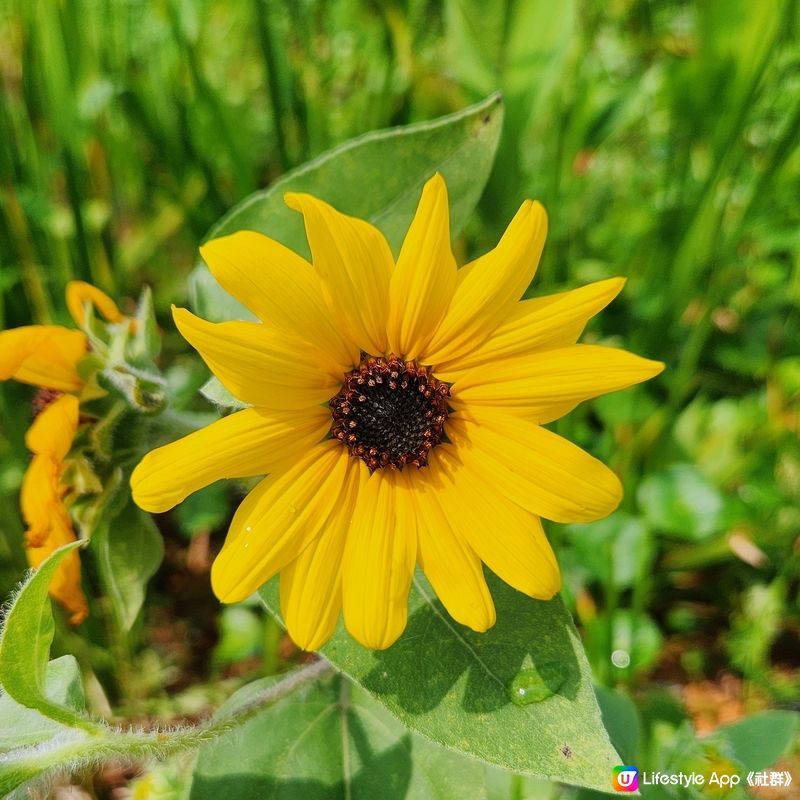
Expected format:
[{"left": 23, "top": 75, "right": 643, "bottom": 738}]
[
  {"left": 288, "top": 505, "right": 297, "bottom": 514},
  {"left": 508, "top": 662, "right": 566, "bottom": 706},
  {"left": 245, "top": 526, "right": 252, "bottom": 533}
]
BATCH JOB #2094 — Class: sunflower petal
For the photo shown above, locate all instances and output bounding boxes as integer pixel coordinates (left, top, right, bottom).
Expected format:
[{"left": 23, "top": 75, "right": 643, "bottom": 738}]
[
  {"left": 0, "top": 326, "right": 86, "bottom": 392},
  {"left": 284, "top": 193, "right": 393, "bottom": 355},
  {"left": 131, "top": 405, "right": 330, "bottom": 513},
  {"left": 26, "top": 512, "right": 88, "bottom": 625},
  {"left": 451, "top": 344, "right": 665, "bottom": 419},
  {"left": 66, "top": 281, "right": 126, "bottom": 326},
  {"left": 387, "top": 173, "right": 457, "bottom": 359},
  {"left": 448, "top": 411, "right": 622, "bottom": 523},
  {"left": 279, "top": 467, "right": 358, "bottom": 651},
  {"left": 435, "top": 277, "right": 627, "bottom": 377},
  {"left": 199, "top": 231, "right": 357, "bottom": 368},
  {"left": 430, "top": 446, "right": 560, "bottom": 599},
  {"left": 211, "top": 442, "right": 352, "bottom": 603},
  {"left": 413, "top": 461, "right": 496, "bottom": 632},
  {"left": 342, "top": 468, "right": 416, "bottom": 650},
  {"left": 26, "top": 394, "right": 79, "bottom": 459},
  {"left": 20, "top": 454, "right": 62, "bottom": 547},
  {"left": 422, "top": 200, "right": 547, "bottom": 365},
  {"left": 173, "top": 306, "right": 342, "bottom": 409}
]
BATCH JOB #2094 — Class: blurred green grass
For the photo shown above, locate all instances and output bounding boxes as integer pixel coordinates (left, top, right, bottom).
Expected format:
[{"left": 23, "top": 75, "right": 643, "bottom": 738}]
[{"left": 1, "top": 0, "right": 798, "bottom": 724}]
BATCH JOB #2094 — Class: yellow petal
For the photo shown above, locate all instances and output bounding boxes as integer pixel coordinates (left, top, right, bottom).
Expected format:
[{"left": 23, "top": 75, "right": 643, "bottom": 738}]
[
  {"left": 25, "top": 394, "right": 79, "bottom": 459},
  {"left": 211, "top": 442, "right": 352, "bottom": 603},
  {"left": 430, "top": 446, "right": 560, "bottom": 599},
  {"left": 66, "top": 281, "right": 126, "bottom": 326},
  {"left": 451, "top": 344, "right": 665, "bottom": 420},
  {"left": 131, "top": 405, "right": 330, "bottom": 513},
  {"left": 422, "top": 200, "right": 547, "bottom": 365},
  {"left": 173, "top": 306, "right": 342, "bottom": 409},
  {"left": 435, "top": 277, "right": 627, "bottom": 378},
  {"left": 387, "top": 173, "right": 457, "bottom": 359},
  {"left": 199, "top": 231, "right": 357, "bottom": 369},
  {"left": 21, "top": 453, "right": 62, "bottom": 547},
  {"left": 448, "top": 410, "right": 622, "bottom": 523},
  {"left": 0, "top": 325, "right": 86, "bottom": 391},
  {"left": 279, "top": 467, "right": 358, "bottom": 651},
  {"left": 342, "top": 468, "right": 416, "bottom": 650},
  {"left": 26, "top": 512, "right": 88, "bottom": 625},
  {"left": 284, "top": 193, "right": 393, "bottom": 355},
  {"left": 413, "top": 460, "right": 496, "bottom": 632}
]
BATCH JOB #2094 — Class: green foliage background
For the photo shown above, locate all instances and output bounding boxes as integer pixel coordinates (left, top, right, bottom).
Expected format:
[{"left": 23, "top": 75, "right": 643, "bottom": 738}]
[{"left": 0, "top": 0, "right": 799, "bottom": 796}]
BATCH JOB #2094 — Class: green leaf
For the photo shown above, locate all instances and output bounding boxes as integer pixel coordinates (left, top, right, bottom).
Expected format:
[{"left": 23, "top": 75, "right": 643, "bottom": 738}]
[
  {"left": 584, "top": 610, "right": 664, "bottom": 676},
  {"left": 190, "top": 94, "right": 504, "bottom": 322},
  {"left": 565, "top": 512, "right": 653, "bottom": 590},
  {"left": 190, "top": 672, "right": 488, "bottom": 800},
  {"left": 260, "top": 572, "right": 620, "bottom": 792},
  {"left": 91, "top": 502, "right": 164, "bottom": 631},
  {"left": 0, "top": 541, "right": 96, "bottom": 732},
  {"left": 0, "top": 656, "right": 86, "bottom": 753},
  {"left": 211, "top": 606, "right": 263, "bottom": 671},
  {"left": 709, "top": 710, "right": 798, "bottom": 771},
  {"left": 636, "top": 463, "right": 728, "bottom": 541},
  {"left": 176, "top": 481, "right": 230, "bottom": 538},
  {"left": 484, "top": 767, "right": 556, "bottom": 800},
  {"left": 593, "top": 686, "right": 640, "bottom": 765}
]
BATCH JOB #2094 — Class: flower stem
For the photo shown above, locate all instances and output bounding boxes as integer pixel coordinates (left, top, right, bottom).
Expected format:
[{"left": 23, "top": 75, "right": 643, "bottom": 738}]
[{"left": 4, "top": 659, "right": 334, "bottom": 794}]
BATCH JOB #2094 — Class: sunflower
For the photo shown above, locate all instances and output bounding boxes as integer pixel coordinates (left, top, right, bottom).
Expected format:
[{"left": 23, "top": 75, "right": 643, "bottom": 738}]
[
  {"left": 131, "top": 174, "right": 663, "bottom": 650},
  {"left": 1, "top": 281, "right": 129, "bottom": 624}
]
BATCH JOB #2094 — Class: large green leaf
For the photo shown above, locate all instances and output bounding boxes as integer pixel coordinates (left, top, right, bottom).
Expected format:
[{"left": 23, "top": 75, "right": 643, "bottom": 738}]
[
  {"left": 0, "top": 541, "right": 96, "bottom": 732},
  {"left": 0, "top": 655, "right": 86, "bottom": 753},
  {"left": 260, "top": 573, "right": 620, "bottom": 792},
  {"left": 709, "top": 711, "right": 798, "bottom": 772},
  {"left": 191, "top": 672, "right": 488, "bottom": 800},
  {"left": 593, "top": 686, "right": 640, "bottom": 766},
  {"left": 189, "top": 94, "right": 503, "bottom": 323},
  {"left": 91, "top": 501, "right": 164, "bottom": 631},
  {"left": 637, "top": 463, "right": 728, "bottom": 541}
]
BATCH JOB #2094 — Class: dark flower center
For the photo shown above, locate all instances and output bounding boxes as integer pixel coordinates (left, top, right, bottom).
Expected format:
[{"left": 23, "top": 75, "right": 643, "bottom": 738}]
[{"left": 329, "top": 356, "right": 450, "bottom": 471}]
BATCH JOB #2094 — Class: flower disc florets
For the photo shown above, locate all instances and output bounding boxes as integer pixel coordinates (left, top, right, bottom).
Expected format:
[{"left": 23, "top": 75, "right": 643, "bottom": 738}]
[{"left": 329, "top": 356, "right": 450, "bottom": 471}]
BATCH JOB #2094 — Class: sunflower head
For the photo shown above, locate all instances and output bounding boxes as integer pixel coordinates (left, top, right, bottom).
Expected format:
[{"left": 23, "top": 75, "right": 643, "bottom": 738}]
[
  {"left": 132, "top": 173, "right": 664, "bottom": 651},
  {"left": 329, "top": 356, "right": 450, "bottom": 471}
]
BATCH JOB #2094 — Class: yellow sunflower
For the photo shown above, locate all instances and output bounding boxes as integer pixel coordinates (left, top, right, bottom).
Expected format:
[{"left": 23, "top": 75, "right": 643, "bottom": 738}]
[
  {"left": 131, "top": 174, "right": 663, "bottom": 650},
  {"left": 1, "top": 280, "right": 129, "bottom": 624}
]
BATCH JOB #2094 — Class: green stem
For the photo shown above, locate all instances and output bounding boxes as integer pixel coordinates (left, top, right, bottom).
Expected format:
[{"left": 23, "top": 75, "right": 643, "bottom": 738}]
[{"left": 5, "top": 659, "right": 333, "bottom": 791}]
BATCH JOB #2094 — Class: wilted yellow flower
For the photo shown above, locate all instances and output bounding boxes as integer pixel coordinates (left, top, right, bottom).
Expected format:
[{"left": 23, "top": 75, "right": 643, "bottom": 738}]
[
  {"left": 21, "top": 394, "right": 87, "bottom": 624},
  {"left": 1, "top": 281, "right": 128, "bottom": 624},
  {"left": 132, "top": 174, "right": 663, "bottom": 650}
]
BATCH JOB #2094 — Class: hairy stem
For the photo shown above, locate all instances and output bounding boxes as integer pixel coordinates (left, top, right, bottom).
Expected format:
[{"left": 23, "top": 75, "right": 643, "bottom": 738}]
[{"left": 3, "top": 659, "right": 334, "bottom": 791}]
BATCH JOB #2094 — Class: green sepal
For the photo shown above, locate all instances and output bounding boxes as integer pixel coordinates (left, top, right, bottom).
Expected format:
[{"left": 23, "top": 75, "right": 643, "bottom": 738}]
[
  {"left": 96, "top": 363, "right": 167, "bottom": 414},
  {"left": 129, "top": 285, "right": 161, "bottom": 363},
  {"left": 200, "top": 376, "right": 250, "bottom": 411}
]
